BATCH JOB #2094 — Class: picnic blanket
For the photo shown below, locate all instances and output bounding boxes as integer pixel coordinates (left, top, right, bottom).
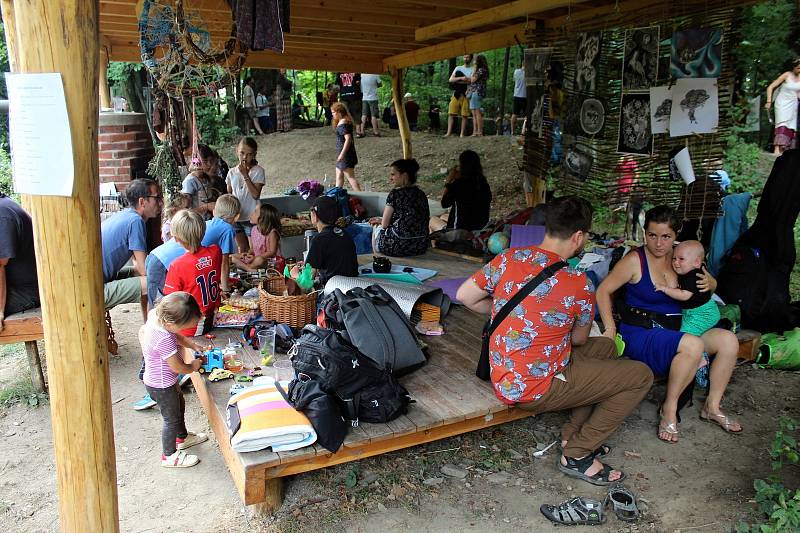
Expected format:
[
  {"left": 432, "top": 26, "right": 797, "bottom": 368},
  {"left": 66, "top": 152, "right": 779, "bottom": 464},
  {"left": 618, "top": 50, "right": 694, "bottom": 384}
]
[{"left": 227, "top": 383, "right": 316, "bottom": 453}]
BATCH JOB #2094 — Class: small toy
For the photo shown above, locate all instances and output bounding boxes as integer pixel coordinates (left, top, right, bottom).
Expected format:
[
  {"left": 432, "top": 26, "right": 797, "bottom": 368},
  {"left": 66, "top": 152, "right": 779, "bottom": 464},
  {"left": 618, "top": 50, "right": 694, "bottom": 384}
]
[
  {"left": 248, "top": 367, "right": 263, "bottom": 377},
  {"left": 229, "top": 383, "right": 249, "bottom": 395},
  {"left": 235, "top": 374, "right": 253, "bottom": 383},
  {"left": 208, "top": 368, "right": 233, "bottom": 382},
  {"left": 205, "top": 333, "right": 216, "bottom": 339},
  {"left": 225, "top": 358, "right": 243, "bottom": 372},
  {"left": 261, "top": 354, "right": 274, "bottom": 366},
  {"left": 196, "top": 348, "right": 225, "bottom": 374}
]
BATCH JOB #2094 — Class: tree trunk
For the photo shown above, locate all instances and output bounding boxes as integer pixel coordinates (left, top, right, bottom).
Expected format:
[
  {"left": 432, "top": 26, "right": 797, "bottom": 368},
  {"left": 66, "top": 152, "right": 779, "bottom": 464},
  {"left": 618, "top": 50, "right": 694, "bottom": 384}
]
[{"left": 498, "top": 47, "right": 510, "bottom": 135}]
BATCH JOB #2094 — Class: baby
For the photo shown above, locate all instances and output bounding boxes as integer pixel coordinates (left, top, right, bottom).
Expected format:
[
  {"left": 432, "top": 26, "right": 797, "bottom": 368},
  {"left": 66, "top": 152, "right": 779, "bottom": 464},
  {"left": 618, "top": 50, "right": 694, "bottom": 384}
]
[
  {"left": 654, "top": 240, "right": 721, "bottom": 337},
  {"left": 655, "top": 240, "right": 721, "bottom": 386}
]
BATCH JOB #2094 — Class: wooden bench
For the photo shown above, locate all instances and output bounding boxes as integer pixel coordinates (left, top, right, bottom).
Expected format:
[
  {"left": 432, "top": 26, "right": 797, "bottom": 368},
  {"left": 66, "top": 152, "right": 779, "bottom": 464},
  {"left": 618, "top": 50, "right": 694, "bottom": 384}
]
[
  {"left": 0, "top": 308, "right": 119, "bottom": 394},
  {"left": 0, "top": 308, "right": 46, "bottom": 393}
]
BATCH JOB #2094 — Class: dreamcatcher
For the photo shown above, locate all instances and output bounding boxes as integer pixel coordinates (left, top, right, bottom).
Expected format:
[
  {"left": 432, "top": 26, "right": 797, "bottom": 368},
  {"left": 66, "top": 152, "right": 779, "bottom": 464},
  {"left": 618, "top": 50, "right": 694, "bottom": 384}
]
[
  {"left": 138, "top": 0, "right": 248, "bottom": 98},
  {"left": 139, "top": 0, "right": 249, "bottom": 176}
]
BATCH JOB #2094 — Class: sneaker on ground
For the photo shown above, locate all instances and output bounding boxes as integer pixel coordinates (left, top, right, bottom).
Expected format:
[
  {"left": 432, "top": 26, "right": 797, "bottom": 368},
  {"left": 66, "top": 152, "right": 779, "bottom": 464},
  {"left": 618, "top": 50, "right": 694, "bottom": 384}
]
[
  {"left": 133, "top": 394, "right": 157, "bottom": 411},
  {"left": 178, "top": 374, "right": 192, "bottom": 387},
  {"left": 176, "top": 431, "right": 209, "bottom": 451},
  {"left": 161, "top": 450, "right": 199, "bottom": 468}
]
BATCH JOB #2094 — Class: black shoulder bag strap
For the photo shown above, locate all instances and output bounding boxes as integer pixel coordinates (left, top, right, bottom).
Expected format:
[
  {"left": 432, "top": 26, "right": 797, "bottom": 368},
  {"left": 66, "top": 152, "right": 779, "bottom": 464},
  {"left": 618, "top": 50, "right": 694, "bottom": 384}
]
[{"left": 476, "top": 261, "right": 568, "bottom": 380}]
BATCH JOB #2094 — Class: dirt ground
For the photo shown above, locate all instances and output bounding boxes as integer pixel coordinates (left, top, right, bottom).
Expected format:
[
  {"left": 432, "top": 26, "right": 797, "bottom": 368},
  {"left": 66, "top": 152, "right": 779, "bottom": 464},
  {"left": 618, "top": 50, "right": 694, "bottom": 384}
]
[{"left": 1, "top": 128, "right": 799, "bottom": 532}]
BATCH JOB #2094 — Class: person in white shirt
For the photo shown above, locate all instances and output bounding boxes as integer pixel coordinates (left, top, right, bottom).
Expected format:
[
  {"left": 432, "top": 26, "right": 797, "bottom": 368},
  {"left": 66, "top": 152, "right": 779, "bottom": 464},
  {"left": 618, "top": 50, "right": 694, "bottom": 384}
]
[
  {"left": 242, "top": 77, "right": 264, "bottom": 135},
  {"left": 511, "top": 61, "right": 527, "bottom": 135},
  {"left": 255, "top": 88, "right": 272, "bottom": 133},
  {"left": 445, "top": 54, "right": 474, "bottom": 137},
  {"left": 226, "top": 137, "right": 266, "bottom": 252},
  {"left": 359, "top": 73, "right": 382, "bottom": 137}
]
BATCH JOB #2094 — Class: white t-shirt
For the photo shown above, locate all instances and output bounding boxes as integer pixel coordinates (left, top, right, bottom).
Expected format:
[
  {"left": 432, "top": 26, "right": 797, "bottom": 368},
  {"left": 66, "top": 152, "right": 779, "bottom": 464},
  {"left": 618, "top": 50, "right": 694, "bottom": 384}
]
[
  {"left": 513, "top": 68, "right": 526, "bottom": 98},
  {"left": 256, "top": 93, "right": 270, "bottom": 117},
  {"left": 243, "top": 84, "right": 256, "bottom": 109},
  {"left": 361, "top": 74, "right": 381, "bottom": 101},
  {"left": 450, "top": 65, "right": 474, "bottom": 80},
  {"left": 226, "top": 164, "right": 266, "bottom": 220}
]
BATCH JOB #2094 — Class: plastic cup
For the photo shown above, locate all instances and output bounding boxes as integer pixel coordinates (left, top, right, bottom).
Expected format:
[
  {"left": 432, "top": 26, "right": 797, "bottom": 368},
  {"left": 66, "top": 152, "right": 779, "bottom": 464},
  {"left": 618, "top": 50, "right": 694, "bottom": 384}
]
[
  {"left": 273, "top": 359, "right": 294, "bottom": 382},
  {"left": 257, "top": 328, "right": 276, "bottom": 361}
]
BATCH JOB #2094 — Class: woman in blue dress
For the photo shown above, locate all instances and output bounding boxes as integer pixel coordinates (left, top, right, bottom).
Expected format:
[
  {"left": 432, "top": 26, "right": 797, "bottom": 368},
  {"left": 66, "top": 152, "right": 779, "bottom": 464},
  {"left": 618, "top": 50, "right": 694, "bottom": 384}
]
[{"left": 596, "top": 205, "right": 741, "bottom": 443}]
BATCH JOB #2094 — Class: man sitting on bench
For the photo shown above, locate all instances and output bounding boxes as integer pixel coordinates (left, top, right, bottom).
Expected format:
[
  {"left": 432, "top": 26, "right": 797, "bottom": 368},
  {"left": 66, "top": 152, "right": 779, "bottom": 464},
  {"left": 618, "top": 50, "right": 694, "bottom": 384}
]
[
  {"left": 101, "top": 178, "right": 163, "bottom": 321},
  {"left": 457, "top": 196, "right": 654, "bottom": 486},
  {"left": 0, "top": 192, "right": 40, "bottom": 332}
]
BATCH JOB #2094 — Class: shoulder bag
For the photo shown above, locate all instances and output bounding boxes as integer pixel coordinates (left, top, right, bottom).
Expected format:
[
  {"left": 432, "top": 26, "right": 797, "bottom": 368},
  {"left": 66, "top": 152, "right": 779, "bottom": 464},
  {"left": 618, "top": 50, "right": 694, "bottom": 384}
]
[{"left": 476, "top": 261, "right": 568, "bottom": 380}]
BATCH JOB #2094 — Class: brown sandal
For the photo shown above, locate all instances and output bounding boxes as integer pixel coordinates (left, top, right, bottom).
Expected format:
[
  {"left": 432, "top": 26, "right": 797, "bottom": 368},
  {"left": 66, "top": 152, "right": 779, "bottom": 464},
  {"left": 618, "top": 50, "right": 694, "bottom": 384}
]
[{"left": 700, "top": 410, "right": 743, "bottom": 434}]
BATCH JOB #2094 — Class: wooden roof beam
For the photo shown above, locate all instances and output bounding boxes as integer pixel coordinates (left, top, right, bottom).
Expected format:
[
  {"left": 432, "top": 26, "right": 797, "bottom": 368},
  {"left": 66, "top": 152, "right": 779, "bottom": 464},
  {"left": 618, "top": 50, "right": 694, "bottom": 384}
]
[
  {"left": 416, "top": 0, "right": 588, "bottom": 41},
  {"left": 385, "top": 21, "right": 528, "bottom": 70},
  {"left": 108, "top": 44, "right": 385, "bottom": 73}
]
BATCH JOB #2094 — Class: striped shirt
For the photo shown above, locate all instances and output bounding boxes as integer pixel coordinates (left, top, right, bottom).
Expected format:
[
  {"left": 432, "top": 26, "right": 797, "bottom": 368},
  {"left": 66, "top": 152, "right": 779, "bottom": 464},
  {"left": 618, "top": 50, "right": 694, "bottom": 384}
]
[{"left": 142, "top": 312, "right": 179, "bottom": 388}]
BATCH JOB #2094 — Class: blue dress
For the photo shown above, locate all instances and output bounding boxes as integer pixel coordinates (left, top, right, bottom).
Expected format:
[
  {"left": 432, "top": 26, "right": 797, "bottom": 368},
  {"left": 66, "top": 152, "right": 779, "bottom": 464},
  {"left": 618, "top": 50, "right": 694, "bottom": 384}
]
[{"left": 619, "top": 247, "right": 685, "bottom": 377}]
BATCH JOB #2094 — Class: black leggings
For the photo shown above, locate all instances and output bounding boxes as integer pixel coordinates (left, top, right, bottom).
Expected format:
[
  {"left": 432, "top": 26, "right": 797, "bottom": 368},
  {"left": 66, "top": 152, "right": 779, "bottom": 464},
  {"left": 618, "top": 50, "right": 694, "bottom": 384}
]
[{"left": 145, "top": 383, "right": 187, "bottom": 456}]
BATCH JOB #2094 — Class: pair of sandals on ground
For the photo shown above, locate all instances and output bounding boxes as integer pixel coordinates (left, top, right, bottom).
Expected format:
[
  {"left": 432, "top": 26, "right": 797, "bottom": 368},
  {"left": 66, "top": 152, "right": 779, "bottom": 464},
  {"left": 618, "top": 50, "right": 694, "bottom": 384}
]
[{"left": 540, "top": 484, "right": 640, "bottom": 526}]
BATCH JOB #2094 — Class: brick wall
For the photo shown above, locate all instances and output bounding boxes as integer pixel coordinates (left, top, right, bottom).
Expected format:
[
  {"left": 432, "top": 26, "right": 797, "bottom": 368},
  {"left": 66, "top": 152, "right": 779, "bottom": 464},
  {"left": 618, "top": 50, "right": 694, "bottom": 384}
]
[{"left": 98, "top": 113, "right": 154, "bottom": 191}]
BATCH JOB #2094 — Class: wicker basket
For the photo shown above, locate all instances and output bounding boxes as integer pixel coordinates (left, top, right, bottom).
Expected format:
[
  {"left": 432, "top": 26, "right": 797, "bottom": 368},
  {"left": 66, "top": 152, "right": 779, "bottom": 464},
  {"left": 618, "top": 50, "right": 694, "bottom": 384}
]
[{"left": 258, "top": 275, "right": 317, "bottom": 328}]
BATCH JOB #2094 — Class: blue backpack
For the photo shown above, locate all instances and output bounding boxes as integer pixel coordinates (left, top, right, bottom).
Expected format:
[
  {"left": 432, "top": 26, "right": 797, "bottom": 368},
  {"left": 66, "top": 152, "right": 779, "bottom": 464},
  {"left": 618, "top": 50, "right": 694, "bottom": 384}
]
[{"left": 325, "top": 186, "right": 351, "bottom": 218}]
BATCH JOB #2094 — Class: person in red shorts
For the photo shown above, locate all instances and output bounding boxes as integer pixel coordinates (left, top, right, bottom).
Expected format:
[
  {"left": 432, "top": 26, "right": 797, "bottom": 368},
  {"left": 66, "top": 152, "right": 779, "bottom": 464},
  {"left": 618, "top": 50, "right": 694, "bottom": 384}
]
[{"left": 163, "top": 210, "right": 222, "bottom": 337}]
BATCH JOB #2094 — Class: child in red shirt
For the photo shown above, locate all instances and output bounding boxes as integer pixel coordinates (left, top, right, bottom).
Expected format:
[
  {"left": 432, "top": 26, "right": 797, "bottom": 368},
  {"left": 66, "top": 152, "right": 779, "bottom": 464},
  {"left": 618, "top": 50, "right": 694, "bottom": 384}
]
[{"left": 163, "top": 210, "right": 223, "bottom": 336}]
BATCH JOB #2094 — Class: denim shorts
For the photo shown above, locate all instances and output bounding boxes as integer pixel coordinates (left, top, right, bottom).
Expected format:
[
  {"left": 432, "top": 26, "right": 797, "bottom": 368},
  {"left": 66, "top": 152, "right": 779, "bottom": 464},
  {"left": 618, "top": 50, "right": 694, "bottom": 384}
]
[
  {"left": 469, "top": 92, "right": 482, "bottom": 110},
  {"left": 144, "top": 254, "right": 167, "bottom": 308},
  {"left": 235, "top": 221, "right": 253, "bottom": 237}
]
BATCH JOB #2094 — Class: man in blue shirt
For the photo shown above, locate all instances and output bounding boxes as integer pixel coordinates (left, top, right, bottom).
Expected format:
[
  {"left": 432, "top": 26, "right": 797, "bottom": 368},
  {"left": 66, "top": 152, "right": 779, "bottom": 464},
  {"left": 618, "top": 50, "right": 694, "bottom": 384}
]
[{"left": 101, "top": 178, "right": 162, "bottom": 320}]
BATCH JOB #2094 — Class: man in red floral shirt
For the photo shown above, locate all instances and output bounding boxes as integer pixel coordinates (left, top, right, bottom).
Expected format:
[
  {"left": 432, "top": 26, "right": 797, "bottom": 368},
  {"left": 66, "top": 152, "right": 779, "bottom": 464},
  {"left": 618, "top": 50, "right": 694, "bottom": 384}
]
[{"left": 457, "top": 196, "right": 653, "bottom": 486}]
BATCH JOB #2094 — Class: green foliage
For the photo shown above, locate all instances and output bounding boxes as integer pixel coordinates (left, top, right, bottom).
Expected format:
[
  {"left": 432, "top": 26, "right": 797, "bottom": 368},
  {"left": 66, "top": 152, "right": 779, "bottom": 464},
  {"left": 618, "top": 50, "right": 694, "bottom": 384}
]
[
  {"left": 194, "top": 95, "right": 240, "bottom": 147},
  {"left": 0, "top": 145, "right": 15, "bottom": 201},
  {"left": 738, "top": 418, "right": 800, "bottom": 532},
  {"left": 733, "top": 0, "right": 799, "bottom": 98},
  {"left": 0, "top": 376, "right": 47, "bottom": 408},
  {"left": 107, "top": 61, "right": 143, "bottom": 90},
  {"left": 147, "top": 143, "right": 181, "bottom": 195}
]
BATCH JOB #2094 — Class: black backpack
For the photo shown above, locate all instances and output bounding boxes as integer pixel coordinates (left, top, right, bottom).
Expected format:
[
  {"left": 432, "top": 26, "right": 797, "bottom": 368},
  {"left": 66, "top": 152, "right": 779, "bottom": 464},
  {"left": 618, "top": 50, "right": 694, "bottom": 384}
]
[{"left": 289, "top": 325, "right": 412, "bottom": 425}]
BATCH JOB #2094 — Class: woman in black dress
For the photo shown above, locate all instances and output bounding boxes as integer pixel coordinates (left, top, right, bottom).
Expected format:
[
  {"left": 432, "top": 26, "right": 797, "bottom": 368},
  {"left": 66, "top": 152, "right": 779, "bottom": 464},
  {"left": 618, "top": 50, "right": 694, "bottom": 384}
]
[
  {"left": 331, "top": 101, "right": 362, "bottom": 191},
  {"left": 370, "top": 158, "right": 430, "bottom": 257},
  {"left": 429, "top": 149, "right": 492, "bottom": 233}
]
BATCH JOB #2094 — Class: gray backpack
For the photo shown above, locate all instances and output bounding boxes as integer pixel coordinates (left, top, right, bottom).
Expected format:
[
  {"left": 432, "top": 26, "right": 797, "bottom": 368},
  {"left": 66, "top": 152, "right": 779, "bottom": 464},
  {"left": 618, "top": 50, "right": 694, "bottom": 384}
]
[{"left": 333, "top": 285, "right": 427, "bottom": 375}]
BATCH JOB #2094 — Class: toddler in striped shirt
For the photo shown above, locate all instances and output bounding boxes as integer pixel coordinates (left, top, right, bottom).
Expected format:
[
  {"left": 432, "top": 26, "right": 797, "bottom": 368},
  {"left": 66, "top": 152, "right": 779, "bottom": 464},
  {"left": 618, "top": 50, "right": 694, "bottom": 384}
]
[{"left": 140, "top": 291, "right": 208, "bottom": 468}]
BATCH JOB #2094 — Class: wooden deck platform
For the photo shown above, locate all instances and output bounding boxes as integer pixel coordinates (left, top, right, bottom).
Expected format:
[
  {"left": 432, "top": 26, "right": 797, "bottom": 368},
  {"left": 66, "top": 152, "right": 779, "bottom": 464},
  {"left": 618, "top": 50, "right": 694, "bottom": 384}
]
[{"left": 187, "top": 252, "right": 537, "bottom": 513}]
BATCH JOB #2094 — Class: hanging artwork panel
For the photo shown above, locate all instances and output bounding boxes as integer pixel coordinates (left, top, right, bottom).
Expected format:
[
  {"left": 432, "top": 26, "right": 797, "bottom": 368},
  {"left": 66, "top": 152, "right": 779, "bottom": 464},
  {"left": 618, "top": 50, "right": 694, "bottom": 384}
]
[
  {"left": 670, "top": 28, "right": 723, "bottom": 79},
  {"left": 649, "top": 86, "right": 673, "bottom": 134},
  {"left": 524, "top": 47, "right": 553, "bottom": 85},
  {"left": 622, "top": 27, "right": 659, "bottom": 91},
  {"left": 669, "top": 78, "right": 719, "bottom": 136},
  {"left": 562, "top": 144, "right": 594, "bottom": 181},
  {"left": 617, "top": 93, "right": 652, "bottom": 155},
  {"left": 529, "top": 91, "right": 546, "bottom": 137},
  {"left": 574, "top": 32, "right": 602, "bottom": 93},
  {"left": 579, "top": 97, "right": 606, "bottom": 135}
]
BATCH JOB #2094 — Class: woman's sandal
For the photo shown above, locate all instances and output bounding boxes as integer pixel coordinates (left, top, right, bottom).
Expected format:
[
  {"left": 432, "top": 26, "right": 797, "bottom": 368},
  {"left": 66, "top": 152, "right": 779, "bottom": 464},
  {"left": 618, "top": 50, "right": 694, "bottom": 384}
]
[
  {"left": 558, "top": 455, "right": 626, "bottom": 486},
  {"left": 604, "top": 485, "right": 640, "bottom": 522},
  {"left": 540, "top": 496, "right": 606, "bottom": 525},
  {"left": 700, "top": 410, "right": 743, "bottom": 434},
  {"left": 657, "top": 407, "right": 680, "bottom": 443}
]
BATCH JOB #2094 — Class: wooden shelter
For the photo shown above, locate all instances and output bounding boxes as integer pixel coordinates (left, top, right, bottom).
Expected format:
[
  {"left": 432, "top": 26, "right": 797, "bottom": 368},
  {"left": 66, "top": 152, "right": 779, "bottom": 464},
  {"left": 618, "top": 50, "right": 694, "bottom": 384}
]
[{"left": 1, "top": 0, "right": 756, "bottom": 530}]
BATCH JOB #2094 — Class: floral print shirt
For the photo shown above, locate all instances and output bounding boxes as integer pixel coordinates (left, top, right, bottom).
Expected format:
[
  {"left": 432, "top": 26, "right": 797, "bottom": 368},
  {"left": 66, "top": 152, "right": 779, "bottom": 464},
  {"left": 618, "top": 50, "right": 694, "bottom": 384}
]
[{"left": 472, "top": 247, "right": 594, "bottom": 404}]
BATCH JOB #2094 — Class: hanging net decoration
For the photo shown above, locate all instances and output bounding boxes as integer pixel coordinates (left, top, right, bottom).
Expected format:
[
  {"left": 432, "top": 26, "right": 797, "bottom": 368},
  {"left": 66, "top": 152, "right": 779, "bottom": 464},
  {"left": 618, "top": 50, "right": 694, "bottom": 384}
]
[{"left": 138, "top": 0, "right": 248, "bottom": 98}]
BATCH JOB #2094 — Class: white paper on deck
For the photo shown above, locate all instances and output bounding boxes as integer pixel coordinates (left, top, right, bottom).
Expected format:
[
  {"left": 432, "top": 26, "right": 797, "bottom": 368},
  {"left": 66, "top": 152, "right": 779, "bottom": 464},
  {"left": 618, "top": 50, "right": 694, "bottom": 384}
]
[{"left": 5, "top": 73, "right": 74, "bottom": 196}]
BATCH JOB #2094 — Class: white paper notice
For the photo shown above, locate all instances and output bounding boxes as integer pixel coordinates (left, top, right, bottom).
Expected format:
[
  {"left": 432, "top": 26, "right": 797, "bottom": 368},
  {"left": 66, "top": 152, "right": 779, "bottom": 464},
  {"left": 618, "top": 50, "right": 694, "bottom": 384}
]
[{"left": 5, "top": 73, "right": 74, "bottom": 196}]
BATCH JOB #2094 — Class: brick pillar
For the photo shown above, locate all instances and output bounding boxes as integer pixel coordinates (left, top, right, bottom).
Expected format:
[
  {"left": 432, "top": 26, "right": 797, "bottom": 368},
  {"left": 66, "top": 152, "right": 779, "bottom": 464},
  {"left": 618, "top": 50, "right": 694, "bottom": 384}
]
[{"left": 98, "top": 112, "right": 154, "bottom": 192}]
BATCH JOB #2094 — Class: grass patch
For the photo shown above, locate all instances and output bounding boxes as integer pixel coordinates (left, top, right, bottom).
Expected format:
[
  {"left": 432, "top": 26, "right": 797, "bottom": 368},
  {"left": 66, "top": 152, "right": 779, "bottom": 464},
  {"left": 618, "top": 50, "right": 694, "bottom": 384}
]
[
  {"left": 0, "top": 376, "right": 47, "bottom": 407},
  {"left": 0, "top": 342, "right": 24, "bottom": 358}
]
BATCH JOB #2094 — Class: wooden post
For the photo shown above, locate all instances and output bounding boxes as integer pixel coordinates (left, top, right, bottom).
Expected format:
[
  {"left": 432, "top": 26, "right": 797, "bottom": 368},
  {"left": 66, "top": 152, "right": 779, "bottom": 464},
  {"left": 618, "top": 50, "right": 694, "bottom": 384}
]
[
  {"left": 390, "top": 67, "right": 412, "bottom": 159},
  {"left": 99, "top": 46, "right": 111, "bottom": 110},
  {"left": 24, "top": 341, "right": 46, "bottom": 393},
  {"left": 1, "top": 2, "right": 120, "bottom": 531}
]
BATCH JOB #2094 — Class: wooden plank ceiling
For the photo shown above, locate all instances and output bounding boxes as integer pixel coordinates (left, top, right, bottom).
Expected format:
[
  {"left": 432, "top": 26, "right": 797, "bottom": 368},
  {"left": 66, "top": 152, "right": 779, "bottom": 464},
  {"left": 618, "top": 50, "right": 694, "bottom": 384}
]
[{"left": 100, "top": 0, "right": 612, "bottom": 72}]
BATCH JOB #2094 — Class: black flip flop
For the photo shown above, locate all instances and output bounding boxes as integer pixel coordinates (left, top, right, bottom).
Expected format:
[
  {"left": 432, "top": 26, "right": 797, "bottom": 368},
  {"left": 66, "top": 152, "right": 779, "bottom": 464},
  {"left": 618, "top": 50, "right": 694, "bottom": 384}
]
[
  {"left": 558, "top": 455, "right": 626, "bottom": 487},
  {"left": 605, "top": 484, "right": 640, "bottom": 522},
  {"left": 540, "top": 496, "right": 606, "bottom": 525}
]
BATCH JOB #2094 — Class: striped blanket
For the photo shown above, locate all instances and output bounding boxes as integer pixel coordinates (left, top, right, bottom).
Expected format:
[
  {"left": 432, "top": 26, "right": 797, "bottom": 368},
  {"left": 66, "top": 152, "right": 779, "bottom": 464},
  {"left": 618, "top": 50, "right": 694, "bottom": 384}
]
[{"left": 227, "top": 383, "right": 316, "bottom": 453}]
